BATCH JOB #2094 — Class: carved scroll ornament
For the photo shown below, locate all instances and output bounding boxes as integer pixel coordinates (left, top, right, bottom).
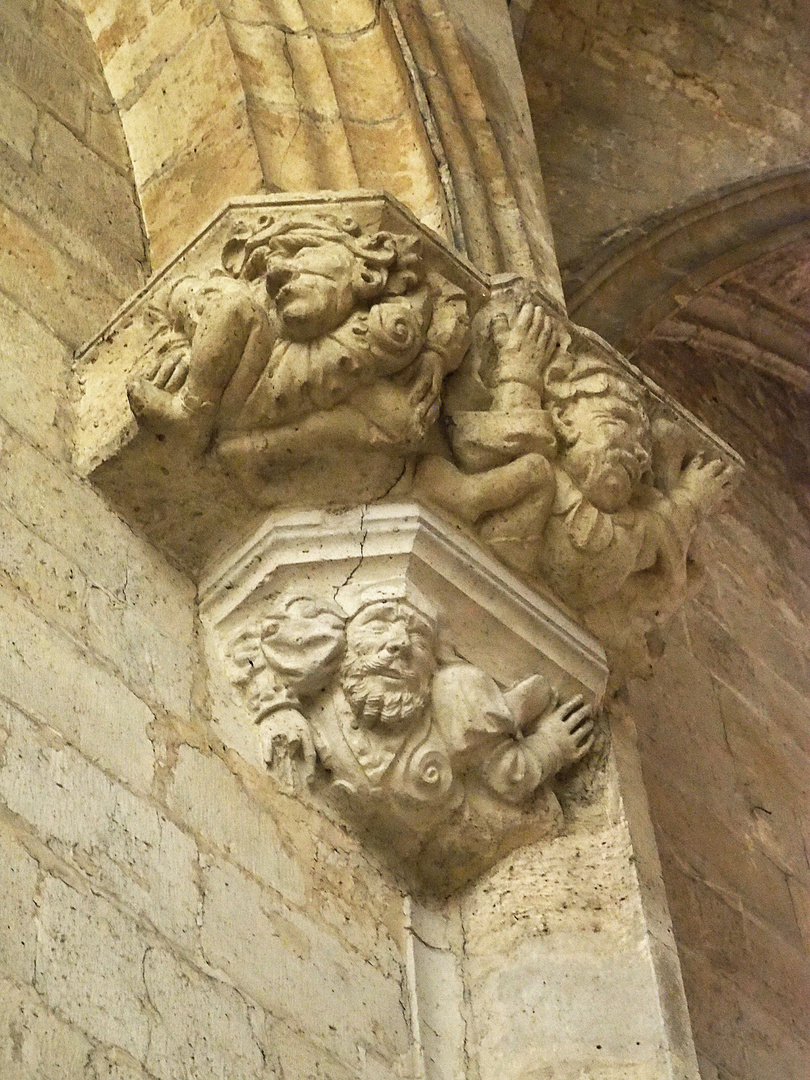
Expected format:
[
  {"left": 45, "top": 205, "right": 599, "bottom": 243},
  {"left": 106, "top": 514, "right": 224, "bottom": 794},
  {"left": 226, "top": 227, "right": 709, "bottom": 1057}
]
[{"left": 226, "top": 584, "right": 594, "bottom": 891}]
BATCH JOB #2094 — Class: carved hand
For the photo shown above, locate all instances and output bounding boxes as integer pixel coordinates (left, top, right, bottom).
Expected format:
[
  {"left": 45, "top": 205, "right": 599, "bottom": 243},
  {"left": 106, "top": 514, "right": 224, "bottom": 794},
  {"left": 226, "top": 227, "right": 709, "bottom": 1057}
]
[
  {"left": 407, "top": 349, "right": 445, "bottom": 429},
  {"left": 677, "top": 453, "right": 738, "bottom": 515},
  {"left": 258, "top": 708, "right": 317, "bottom": 790},
  {"left": 490, "top": 301, "right": 560, "bottom": 381},
  {"left": 523, "top": 694, "right": 594, "bottom": 779}
]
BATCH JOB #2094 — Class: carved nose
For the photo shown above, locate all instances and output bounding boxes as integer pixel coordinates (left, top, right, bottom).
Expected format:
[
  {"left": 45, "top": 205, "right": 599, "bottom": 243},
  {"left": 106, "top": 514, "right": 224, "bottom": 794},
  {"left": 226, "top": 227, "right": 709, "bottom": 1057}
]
[
  {"left": 266, "top": 263, "right": 297, "bottom": 291},
  {"left": 383, "top": 627, "right": 411, "bottom": 658}
]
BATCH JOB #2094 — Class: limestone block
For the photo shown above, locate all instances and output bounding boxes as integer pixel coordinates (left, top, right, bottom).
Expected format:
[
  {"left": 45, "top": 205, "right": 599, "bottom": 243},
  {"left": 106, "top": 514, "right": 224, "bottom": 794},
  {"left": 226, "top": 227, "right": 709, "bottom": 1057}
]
[
  {"left": 85, "top": 1047, "right": 154, "bottom": 1080},
  {"left": 36, "top": 110, "right": 145, "bottom": 260},
  {"left": 0, "top": 976, "right": 92, "bottom": 1080},
  {"left": 200, "top": 858, "right": 411, "bottom": 1071},
  {"left": 0, "top": 13, "right": 87, "bottom": 134},
  {"left": 84, "top": 583, "right": 194, "bottom": 717},
  {"left": 142, "top": 947, "right": 271, "bottom": 1080},
  {"left": 121, "top": 20, "right": 248, "bottom": 189},
  {"left": 38, "top": 0, "right": 110, "bottom": 90},
  {"left": 0, "top": 705, "right": 199, "bottom": 950},
  {"left": 138, "top": 108, "right": 264, "bottom": 268},
  {"left": 0, "top": 293, "right": 68, "bottom": 459},
  {"left": 85, "top": 91, "right": 132, "bottom": 174},
  {"left": 0, "top": 139, "right": 145, "bottom": 304},
  {"left": 0, "top": 72, "right": 37, "bottom": 161},
  {"left": 86, "top": 0, "right": 218, "bottom": 103},
  {"left": 0, "top": 203, "right": 124, "bottom": 348},
  {"left": 0, "top": 420, "right": 195, "bottom": 640},
  {"left": 166, "top": 744, "right": 305, "bottom": 904},
  {"left": 0, "top": 827, "right": 39, "bottom": 985},
  {"left": 0, "top": 582, "right": 155, "bottom": 793},
  {"left": 35, "top": 876, "right": 152, "bottom": 1060},
  {"left": 0, "top": 517, "right": 194, "bottom": 716}
]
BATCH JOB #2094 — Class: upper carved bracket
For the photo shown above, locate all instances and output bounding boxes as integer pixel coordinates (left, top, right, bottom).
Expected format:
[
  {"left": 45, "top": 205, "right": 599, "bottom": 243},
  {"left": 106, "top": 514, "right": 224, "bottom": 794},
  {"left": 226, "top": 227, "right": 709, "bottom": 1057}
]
[{"left": 74, "top": 193, "right": 742, "bottom": 675}]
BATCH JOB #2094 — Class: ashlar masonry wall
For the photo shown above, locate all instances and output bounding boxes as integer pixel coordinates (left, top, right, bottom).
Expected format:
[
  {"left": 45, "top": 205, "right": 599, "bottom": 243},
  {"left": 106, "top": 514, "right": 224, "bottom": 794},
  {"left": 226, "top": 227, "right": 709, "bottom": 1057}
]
[
  {"left": 0, "top": 3, "right": 416, "bottom": 1078},
  {"left": 626, "top": 340, "right": 810, "bottom": 1080}
]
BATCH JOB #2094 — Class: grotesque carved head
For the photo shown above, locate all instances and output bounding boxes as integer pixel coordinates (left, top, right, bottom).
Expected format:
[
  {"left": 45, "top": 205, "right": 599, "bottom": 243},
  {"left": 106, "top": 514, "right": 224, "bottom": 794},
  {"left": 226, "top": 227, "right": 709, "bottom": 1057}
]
[
  {"left": 340, "top": 593, "right": 438, "bottom": 730},
  {"left": 545, "top": 349, "right": 653, "bottom": 513},
  {"left": 228, "top": 214, "right": 423, "bottom": 343}
]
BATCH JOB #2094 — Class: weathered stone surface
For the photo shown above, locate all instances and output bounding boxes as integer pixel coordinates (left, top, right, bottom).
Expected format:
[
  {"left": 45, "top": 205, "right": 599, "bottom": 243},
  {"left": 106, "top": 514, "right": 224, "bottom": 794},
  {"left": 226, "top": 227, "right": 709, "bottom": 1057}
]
[
  {"left": 0, "top": 294, "right": 68, "bottom": 459},
  {"left": 0, "top": 705, "right": 199, "bottom": 950},
  {"left": 142, "top": 947, "right": 272, "bottom": 1080},
  {"left": 0, "top": 977, "right": 93, "bottom": 1080},
  {"left": 0, "top": 72, "right": 37, "bottom": 160},
  {"left": 166, "top": 744, "right": 304, "bottom": 905},
  {"left": 35, "top": 876, "right": 152, "bottom": 1059},
  {"left": 0, "top": 825, "right": 39, "bottom": 985},
  {"left": 201, "top": 858, "right": 411, "bottom": 1071},
  {"left": 0, "top": 582, "right": 156, "bottom": 793}
]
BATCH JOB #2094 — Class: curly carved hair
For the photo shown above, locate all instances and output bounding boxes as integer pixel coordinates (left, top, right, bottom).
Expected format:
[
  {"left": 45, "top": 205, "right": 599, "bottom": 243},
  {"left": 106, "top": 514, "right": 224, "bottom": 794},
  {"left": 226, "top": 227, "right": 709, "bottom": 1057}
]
[{"left": 221, "top": 213, "right": 423, "bottom": 299}]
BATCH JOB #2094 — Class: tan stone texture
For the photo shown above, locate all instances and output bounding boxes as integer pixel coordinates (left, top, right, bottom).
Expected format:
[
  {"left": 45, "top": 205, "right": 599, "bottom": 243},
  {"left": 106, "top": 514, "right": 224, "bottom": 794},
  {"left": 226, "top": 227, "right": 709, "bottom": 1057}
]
[{"left": 0, "top": 0, "right": 809, "bottom": 1078}]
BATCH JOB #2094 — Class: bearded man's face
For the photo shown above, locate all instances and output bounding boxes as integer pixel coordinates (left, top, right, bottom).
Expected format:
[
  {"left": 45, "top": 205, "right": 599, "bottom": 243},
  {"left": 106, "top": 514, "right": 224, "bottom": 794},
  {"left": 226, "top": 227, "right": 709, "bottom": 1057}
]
[
  {"left": 560, "top": 396, "right": 652, "bottom": 513},
  {"left": 340, "top": 605, "right": 436, "bottom": 730}
]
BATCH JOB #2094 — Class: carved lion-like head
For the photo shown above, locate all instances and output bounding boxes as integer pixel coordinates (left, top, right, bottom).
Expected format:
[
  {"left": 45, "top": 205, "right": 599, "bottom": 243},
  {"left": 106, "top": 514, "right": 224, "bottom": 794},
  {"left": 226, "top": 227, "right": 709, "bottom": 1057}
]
[{"left": 222, "top": 214, "right": 423, "bottom": 343}]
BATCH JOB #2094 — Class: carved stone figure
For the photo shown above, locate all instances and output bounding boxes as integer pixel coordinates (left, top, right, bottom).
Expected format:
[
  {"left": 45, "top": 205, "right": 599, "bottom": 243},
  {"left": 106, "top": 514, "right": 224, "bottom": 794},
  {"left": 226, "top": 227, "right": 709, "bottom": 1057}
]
[
  {"left": 76, "top": 197, "right": 740, "bottom": 677},
  {"left": 226, "top": 583, "right": 594, "bottom": 890},
  {"left": 416, "top": 282, "right": 739, "bottom": 672},
  {"left": 128, "top": 212, "right": 469, "bottom": 503}
]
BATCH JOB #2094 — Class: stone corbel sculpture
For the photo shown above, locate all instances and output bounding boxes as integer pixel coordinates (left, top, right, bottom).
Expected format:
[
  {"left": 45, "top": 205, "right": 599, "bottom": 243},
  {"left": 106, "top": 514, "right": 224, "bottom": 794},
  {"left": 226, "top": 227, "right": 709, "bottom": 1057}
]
[
  {"left": 225, "top": 583, "right": 595, "bottom": 891},
  {"left": 128, "top": 210, "right": 470, "bottom": 506},
  {"left": 415, "top": 278, "right": 741, "bottom": 673},
  {"left": 74, "top": 195, "right": 741, "bottom": 678}
]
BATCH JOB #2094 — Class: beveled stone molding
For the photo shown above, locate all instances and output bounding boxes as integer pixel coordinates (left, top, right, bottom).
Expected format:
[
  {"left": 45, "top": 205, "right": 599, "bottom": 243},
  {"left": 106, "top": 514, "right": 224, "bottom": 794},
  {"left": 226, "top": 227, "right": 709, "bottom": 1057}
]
[{"left": 198, "top": 502, "right": 608, "bottom": 893}]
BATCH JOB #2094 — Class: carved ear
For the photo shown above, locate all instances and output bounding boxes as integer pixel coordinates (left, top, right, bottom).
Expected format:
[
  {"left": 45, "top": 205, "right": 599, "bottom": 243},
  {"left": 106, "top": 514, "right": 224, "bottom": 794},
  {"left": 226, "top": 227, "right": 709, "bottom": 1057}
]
[
  {"left": 222, "top": 236, "right": 247, "bottom": 277},
  {"left": 550, "top": 402, "right": 577, "bottom": 445},
  {"left": 352, "top": 262, "right": 388, "bottom": 300}
]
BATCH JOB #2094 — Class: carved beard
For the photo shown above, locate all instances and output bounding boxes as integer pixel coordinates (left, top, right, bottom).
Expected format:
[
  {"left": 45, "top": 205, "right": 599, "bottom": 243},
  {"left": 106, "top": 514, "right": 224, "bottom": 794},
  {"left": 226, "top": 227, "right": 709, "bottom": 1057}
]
[{"left": 340, "top": 654, "right": 432, "bottom": 730}]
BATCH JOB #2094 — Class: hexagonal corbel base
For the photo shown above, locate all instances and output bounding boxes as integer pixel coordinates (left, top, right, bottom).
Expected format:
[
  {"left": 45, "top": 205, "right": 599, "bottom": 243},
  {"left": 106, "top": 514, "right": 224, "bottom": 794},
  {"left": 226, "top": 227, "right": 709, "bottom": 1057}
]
[{"left": 198, "top": 502, "right": 608, "bottom": 894}]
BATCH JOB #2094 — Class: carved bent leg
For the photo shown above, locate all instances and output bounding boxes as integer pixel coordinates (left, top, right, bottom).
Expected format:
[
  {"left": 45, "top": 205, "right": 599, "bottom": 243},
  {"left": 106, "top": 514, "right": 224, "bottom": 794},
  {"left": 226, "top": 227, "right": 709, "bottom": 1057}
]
[
  {"left": 414, "top": 452, "right": 555, "bottom": 528},
  {"left": 129, "top": 295, "right": 273, "bottom": 453}
]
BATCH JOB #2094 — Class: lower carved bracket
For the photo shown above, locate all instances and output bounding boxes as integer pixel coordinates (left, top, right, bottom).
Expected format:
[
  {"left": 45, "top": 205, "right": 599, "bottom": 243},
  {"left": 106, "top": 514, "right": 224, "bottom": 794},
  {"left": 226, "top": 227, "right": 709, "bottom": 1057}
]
[{"left": 199, "top": 503, "right": 608, "bottom": 893}]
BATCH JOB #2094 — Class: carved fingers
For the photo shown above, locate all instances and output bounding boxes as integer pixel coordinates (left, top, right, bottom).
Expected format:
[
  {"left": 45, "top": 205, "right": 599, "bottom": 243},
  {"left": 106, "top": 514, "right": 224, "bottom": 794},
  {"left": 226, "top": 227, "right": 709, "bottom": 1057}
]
[
  {"left": 490, "top": 301, "right": 560, "bottom": 373},
  {"left": 408, "top": 350, "right": 445, "bottom": 428},
  {"left": 680, "top": 453, "right": 738, "bottom": 513},
  {"left": 543, "top": 694, "right": 595, "bottom": 767},
  {"left": 142, "top": 346, "right": 191, "bottom": 394},
  {"left": 259, "top": 709, "right": 317, "bottom": 790}
]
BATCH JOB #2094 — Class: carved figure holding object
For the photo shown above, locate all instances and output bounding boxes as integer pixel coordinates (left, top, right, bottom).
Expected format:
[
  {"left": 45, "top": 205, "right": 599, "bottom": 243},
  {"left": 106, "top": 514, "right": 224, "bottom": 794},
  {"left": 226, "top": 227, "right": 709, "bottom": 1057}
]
[
  {"left": 417, "top": 285, "right": 738, "bottom": 671},
  {"left": 128, "top": 214, "right": 469, "bottom": 500},
  {"left": 228, "top": 584, "right": 595, "bottom": 829}
]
